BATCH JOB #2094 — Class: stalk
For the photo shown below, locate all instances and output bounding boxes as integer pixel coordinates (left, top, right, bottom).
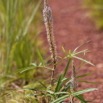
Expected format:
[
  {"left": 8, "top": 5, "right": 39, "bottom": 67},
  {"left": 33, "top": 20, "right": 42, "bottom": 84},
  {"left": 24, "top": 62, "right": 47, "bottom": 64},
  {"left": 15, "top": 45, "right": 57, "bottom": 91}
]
[
  {"left": 70, "top": 61, "right": 77, "bottom": 103},
  {"left": 43, "top": 0, "right": 57, "bottom": 85}
]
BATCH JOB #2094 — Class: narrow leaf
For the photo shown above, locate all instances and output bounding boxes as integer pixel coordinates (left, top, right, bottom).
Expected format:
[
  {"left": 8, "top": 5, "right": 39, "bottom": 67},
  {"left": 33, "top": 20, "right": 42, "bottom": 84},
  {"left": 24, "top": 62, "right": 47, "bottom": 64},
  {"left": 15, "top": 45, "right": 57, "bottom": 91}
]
[
  {"left": 73, "top": 41, "right": 91, "bottom": 53},
  {"left": 51, "top": 95, "right": 69, "bottom": 103},
  {"left": 63, "top": 58, "right": 71, "bottom": 77},
  {"left": 20, "top": 66, "right": 34, "bottom": 73},
  {"left": 55, "top": 75, "right": 63, "bottom": 92},
  {"left": 73, "top": 49, "right": 89, "bottom": 56},
  {"left": 73, "top": 56, "right": 94, "bottom": 66},
  {"left": 76, "top": 95, "right": 88, "bottom": 103},
  {"left": 37, "top": 49, "right": 45, "bottom": 65},
  {"left": 72, "top": 88, "right": 97, "bottom": 96}
]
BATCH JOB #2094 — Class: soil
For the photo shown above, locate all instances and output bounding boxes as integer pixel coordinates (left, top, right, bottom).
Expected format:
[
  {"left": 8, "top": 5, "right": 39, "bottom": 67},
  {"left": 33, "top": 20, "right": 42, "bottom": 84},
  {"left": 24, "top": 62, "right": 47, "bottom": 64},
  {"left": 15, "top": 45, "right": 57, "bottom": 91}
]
[{"left": 41, "top": 0, "right": 103, "bottom": 102}]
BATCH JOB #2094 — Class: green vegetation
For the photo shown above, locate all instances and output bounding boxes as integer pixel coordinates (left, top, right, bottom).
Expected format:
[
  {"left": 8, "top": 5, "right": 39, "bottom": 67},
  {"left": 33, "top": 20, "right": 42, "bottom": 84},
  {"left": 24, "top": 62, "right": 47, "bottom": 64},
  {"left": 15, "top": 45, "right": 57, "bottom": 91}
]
[
  {"left": 0, "top": 0, "right": 97, "bottom": 103},
  {"left": 85, "top": 0, "right": 103, "bottom": 29},
  {"left": 25, "top": 45, "right": 97, "bottom": 103},
  {"left": 0, "top": 0, "right": 43, "bottom": 85}
]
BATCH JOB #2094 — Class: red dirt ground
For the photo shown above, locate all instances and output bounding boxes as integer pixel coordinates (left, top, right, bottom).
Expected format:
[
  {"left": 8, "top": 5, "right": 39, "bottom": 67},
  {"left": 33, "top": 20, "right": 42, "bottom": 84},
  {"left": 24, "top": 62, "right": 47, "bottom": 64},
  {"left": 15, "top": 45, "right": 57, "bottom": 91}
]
[{"left": 41, "top": 0, "right": 103, "bottom": 102}]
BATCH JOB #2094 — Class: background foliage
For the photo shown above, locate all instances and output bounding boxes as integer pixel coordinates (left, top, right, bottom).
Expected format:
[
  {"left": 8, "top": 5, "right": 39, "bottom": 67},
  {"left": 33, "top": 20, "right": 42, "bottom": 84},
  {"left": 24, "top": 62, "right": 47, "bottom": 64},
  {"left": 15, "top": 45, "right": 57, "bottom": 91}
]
[
  {"left": 85, "top": 0, "right": 103, "bottom": 29},
  {"left": 0, "top": 0, "right": 43, "bottom": 86}
]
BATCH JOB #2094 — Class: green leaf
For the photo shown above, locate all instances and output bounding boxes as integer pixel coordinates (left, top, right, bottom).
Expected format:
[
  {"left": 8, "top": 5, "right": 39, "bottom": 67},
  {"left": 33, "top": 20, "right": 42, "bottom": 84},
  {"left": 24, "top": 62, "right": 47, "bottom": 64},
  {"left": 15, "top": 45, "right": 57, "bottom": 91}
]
[
  {"left": 73, "top": 56, "right": 94, "bottom": 66},
  {"left": 20, "top": 66, "right": 34, "bottom": 73},
  {"left": 54, "top": 92, "right": 68, "bottom": 95},
  {"left": 72, "top": 88, "right": 97, "bottom": 96},
  {"left": 55, "top": 75, "right": 63, "bottom": 92},
  {"left": 31, "top": 63, "right": 53, "bottom": 70},
  {"left": 51, "top": 95, "right": 69, "bottom": 103},
  {"left": 76, "top": 95, "right": 89, "bottom": 103},
  {"left": 37, "top": 49, "right": 45, "bottom": 65},
  {"left": 17, "top": 0, "right": 41, "bottom": 38},
  {"left": 63, "top": 58, "right": 71, "bottom": 77}
]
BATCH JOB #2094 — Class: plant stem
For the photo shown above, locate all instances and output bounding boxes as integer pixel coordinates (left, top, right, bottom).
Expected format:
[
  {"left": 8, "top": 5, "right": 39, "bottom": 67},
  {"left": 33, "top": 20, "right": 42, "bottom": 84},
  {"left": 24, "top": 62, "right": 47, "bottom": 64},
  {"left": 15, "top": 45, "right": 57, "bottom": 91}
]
[
  {"left": 70, "top": 61, "right": 77, "bottom": 103},
  {"left": 43, "top": 0, "right": 57, "bottom": 86}
]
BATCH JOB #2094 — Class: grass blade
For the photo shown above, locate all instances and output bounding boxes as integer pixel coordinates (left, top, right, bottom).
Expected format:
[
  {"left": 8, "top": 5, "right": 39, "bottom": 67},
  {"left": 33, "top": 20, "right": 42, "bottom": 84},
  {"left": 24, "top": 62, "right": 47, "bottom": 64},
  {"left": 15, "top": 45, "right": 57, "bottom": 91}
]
[
  {"left": 37, "top": 49, "right": 45, "bottom": 65},
  {"left": 72, "top": 88, "right": 97, "bottom": 96},
  {"left": 73, "top": 56, "right": 94, "bottom": 66},
  {"left": 63, "top": 58, "right": 71, "bottom": 77},
  {"left": 76, "top": 95, "right": 89, "bottom": 103},
  {"left": 17, "top": 0, "right": 41, "bottom": 39},
  {"left": 51, "top": 95, "right": 69, "bottom": 103},
  {"left": 55, "top": 75, "right": 63, "bottom": 92}
]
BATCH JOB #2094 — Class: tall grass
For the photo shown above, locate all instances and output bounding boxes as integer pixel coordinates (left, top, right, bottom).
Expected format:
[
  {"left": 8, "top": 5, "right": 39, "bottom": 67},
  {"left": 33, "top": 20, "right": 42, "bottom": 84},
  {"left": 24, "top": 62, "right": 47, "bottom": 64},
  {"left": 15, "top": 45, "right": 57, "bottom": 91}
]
[{"left": 0, "top": 0, "right": 43, "bottom": 85}]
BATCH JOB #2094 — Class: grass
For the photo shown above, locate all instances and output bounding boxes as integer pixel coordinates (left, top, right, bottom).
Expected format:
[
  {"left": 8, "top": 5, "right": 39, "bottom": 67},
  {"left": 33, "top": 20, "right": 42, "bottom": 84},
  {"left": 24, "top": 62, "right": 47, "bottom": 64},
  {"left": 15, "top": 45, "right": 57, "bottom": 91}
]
[
  {"left": 27, "top": 46, "right": 97, "bottom": 103},
  {"left": 0, "top": 0, "right": 98, "bottom": 102},
  {"left": 21, "top": 0, "right": 97, "bottom": 102},
  {"left": 0, "top": 0, "right": 43, "bottom": 84}
]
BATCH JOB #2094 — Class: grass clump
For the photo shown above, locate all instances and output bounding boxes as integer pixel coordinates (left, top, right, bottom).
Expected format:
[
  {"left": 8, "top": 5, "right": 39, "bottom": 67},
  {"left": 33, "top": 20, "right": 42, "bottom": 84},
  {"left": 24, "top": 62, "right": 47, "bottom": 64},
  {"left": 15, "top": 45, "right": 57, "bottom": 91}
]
[
  {"left": 0, "top": 0, "right": 97, "bottom": 103},
  {"left": 0, "top": 0, "right": 43, "bottom": 84},
  {"left": 21, "top": 0, "right": 97, "bottom": 103}
]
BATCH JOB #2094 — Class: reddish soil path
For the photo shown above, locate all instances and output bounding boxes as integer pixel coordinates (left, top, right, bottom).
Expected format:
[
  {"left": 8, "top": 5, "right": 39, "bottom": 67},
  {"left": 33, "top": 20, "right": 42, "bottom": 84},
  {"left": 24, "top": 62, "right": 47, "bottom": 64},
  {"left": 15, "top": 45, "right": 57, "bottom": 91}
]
[{"left": 42, "top": 0, "right": 103, "bottom": 102}]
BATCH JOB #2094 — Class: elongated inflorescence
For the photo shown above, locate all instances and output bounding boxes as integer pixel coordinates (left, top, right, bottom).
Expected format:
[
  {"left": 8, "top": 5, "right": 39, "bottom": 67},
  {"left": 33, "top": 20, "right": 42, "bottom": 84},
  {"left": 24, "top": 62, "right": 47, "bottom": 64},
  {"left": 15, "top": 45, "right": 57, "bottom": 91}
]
[{"left": 43, "top": 0, "right": 57, "bottom": 85}]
